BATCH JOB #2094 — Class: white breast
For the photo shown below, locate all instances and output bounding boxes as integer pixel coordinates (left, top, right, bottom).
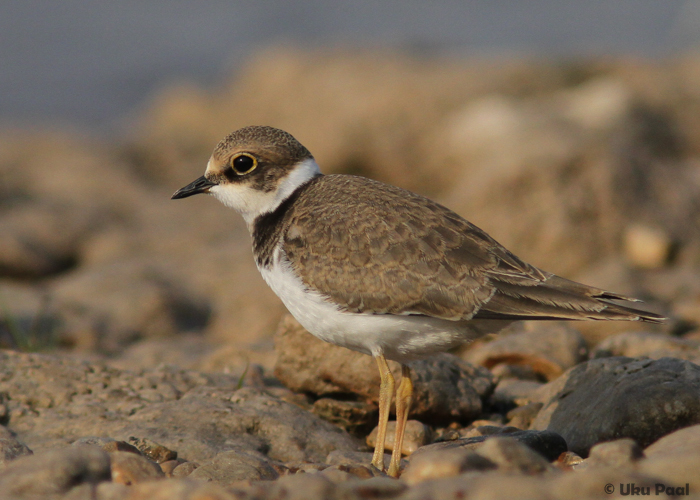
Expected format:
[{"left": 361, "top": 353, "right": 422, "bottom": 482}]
[{"left": 258, "top": 249, "right": 503, "bottom": 363}]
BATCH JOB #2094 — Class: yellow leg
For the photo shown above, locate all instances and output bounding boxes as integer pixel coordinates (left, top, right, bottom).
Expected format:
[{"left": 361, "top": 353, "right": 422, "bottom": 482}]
[
  {"left": 371, "top": 354, "right": 394, "bottom": 471},
  {"left": 388, "top": 364, "right": 412, "bottom": 478}
]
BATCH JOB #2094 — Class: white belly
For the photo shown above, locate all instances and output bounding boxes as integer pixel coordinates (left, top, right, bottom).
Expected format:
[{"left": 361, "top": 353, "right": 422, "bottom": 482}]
[{"left": 258, "top": 252, "right": 507, "bottom": 363}]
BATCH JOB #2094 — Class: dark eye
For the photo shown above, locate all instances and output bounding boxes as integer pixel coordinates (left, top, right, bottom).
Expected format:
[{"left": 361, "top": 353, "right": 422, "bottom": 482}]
[{"left": 230, "top": 154, "right": 257, "bottom": 175}]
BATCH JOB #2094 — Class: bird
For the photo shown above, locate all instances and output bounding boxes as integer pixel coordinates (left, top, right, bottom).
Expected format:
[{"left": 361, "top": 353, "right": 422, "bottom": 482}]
[{"left": 172, "top": 125, "right": 665, "bottom": 477}]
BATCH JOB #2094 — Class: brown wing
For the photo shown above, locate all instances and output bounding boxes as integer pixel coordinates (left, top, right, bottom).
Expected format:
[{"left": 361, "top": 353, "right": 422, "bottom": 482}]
[{"left": 282, "top": 175, "right": 665, "bottom": 324}]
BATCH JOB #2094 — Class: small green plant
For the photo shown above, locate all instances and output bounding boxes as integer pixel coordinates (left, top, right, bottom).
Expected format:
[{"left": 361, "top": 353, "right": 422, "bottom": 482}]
[{"left": 0, "top": 292, "right": 57, "bottom": 352}]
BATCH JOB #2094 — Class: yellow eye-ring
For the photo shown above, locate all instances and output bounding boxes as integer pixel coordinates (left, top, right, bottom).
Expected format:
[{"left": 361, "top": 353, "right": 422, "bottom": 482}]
[{"left": 230, "top": 153, "right": 258, "bottom": 175}]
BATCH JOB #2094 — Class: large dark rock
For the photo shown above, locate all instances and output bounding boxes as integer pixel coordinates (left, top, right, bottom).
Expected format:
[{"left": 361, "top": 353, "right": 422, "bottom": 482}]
[{"left": 531, "top": 357, "right": 700, "bottom": 456}]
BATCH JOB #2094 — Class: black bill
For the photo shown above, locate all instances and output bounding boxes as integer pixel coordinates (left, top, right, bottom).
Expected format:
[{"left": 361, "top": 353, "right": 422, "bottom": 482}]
[{"left": 171, "top": 176, "right": 217, "bottom": 199}]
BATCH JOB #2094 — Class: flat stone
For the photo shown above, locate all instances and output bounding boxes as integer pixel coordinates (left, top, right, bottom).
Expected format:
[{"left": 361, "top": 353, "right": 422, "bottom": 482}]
[
  {"left": 188, "top": 449, "right": 279, "bottom": 485},
  {"left": 110, "top": 450, "right": 164, "bottom": 485},
  {"left": 0, "top": 446, "right": 111, "bottom": 498},
  {"left": 462, "top": 322, "right": 587, "bottom": 381},
  {"left": 412, "top": 429, "right": 567, "bottom": 462},
  {"left": 531, "top": 357, "right": 700, "bottom": 456},
  {"left": 0, "top": 351, "right": 360, "bottom": 465}
]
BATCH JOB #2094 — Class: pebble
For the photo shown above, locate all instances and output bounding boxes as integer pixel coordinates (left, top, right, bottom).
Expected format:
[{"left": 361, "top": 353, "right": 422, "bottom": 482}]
[
  {"left": 492, "top": 378, "right": 544, "bottom": 407},
  {"left": 476, "top": 437, "right": 555, "bottom": 474},
  {"left": 366, "top": 420, "right": 431, "bottom": 455},
  {"left": 171, "top": 461, "right": 199, "bottom": 477},
  {"left": 127, "top": 436, "right": 178, "bottom": 463},
  {"left": 587, "top": 438, "right": 644, "bottom": 468},
  {"left": 158, "top": 459, "right": 184, "bottom": 477},
  {"left": 623, "top": 223, "right": 673, "bottom": 269},
  {"left": 505, "top": 402, "right": 544, "bottom": 429},
  {"left": 110, "top": 450, "right": 165, "bottom": 485},
  {"left": 402, "top": 448, "right": 496, "bottom": 485}
]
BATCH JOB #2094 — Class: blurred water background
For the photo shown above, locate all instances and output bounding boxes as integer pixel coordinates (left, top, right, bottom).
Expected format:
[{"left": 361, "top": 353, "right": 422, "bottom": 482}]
[{"left": 3, "top": 1, "right": 700, "bottom": 130}]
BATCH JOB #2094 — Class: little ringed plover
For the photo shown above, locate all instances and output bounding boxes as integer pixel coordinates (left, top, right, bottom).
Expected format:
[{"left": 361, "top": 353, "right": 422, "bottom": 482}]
[{"left": 172, "top": 125, "right": 665, "bottom": 477}]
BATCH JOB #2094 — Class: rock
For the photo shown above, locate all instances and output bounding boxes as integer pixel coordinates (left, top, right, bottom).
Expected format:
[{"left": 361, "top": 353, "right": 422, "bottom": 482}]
[
  {"left": 274, "top": 315, "right": 495, "bottom": 423},
  {"left": 531, "top": 357, "right": 700, "bottom": 456},
  {"left": 366, "top": 420, "right": 431, "bottom": 456},
  {"left": 402, "top": 448, "right": 496, "bottom": 485},
  {"left": 171, "top": 461, "right": 199, "bottom": 477},
  {"left": 553, "top": 451, "right": 585, "bottom": 471},
  {"left": 189, "top": 449, "right": 278, "bottom": 485},
  {"left": 586, "top": 438, "right": 644, "bottom": 468},
  {"left": 590, "top": 331, "right": 700, "bottom": 362},
  {"left": 623, "top": 223, "right": 674, "bottom": 269},
  {"left": 461, "top": 322, "right": 587, "bottom": 381},
  {"left": 506, "top": 402, "right": 544, "bottom": 430},
  {"left": 110, "top": 450, "right": 164, "bottom": 485},
  {"left": 412, "top": 429, "right": 567, "bottom": 462},
  {"left": 0, "top": 446, "right": 111, "bottom": 498},
  {"left": 0, "top": 351, "right": 359, "bottom": 465},
  {"left": 127, "top": 437, "right": 177, "bottom": 463}
]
